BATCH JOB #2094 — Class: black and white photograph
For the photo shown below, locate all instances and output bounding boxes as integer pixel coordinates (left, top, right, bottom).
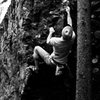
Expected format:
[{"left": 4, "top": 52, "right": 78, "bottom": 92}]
[{"left": 0, "top": 0, "right": 99, "bottom": 100}]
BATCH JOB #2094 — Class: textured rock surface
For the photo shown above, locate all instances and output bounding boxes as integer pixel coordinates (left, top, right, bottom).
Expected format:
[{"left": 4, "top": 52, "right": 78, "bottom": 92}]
[{"left": 0, "top": 0, "right": 76, "bottom": 100}]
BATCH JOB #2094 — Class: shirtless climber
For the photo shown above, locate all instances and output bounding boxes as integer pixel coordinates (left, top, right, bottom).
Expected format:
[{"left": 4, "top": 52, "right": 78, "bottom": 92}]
[{"left": 27, "top": 6, "right": 76, "bottom": 75}]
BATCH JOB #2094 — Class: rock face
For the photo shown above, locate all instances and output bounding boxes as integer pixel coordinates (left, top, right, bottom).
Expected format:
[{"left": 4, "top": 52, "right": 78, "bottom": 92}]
[{"left": 0, "top": 0, "right": 76, "bottom": 100}]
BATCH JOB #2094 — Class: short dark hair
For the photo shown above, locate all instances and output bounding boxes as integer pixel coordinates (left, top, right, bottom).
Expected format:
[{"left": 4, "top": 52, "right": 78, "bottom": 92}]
[{"left": 66, "top": 24, "right": 72, "bottom": 28}]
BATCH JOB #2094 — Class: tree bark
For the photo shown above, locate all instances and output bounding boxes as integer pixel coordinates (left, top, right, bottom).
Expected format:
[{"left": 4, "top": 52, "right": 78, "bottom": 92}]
[{"left": 76, "top": 0, "right": 91, "bottom": 100}]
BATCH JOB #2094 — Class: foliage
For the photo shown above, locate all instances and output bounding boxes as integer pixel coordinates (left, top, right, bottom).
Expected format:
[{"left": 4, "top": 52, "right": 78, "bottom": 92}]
[{"left": 91, "top": 0, "right": 100, "bottom": 100}]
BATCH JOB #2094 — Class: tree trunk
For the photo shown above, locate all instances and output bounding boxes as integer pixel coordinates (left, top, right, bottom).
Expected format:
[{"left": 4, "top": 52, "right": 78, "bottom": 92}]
[{"left": 76, "top": 0, "right": 91, "bottom": 100}]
